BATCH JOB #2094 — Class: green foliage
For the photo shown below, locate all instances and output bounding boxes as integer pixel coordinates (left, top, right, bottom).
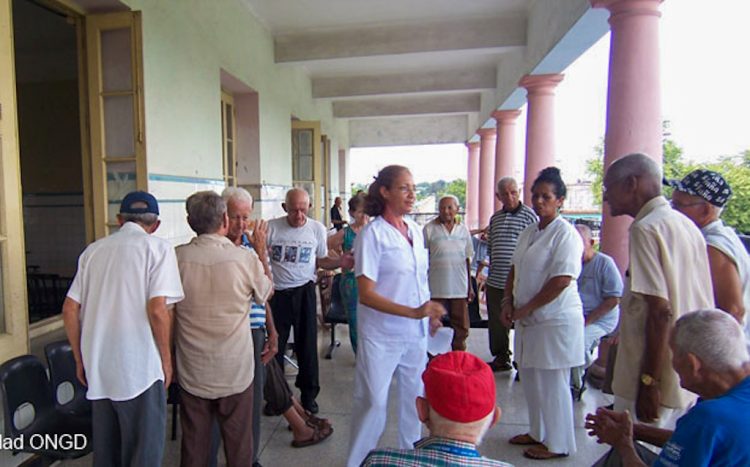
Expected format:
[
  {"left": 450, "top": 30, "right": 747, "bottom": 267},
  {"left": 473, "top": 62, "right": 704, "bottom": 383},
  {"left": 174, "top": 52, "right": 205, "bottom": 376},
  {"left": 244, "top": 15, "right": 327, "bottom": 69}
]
[
  {"left": 350, "top": 179, "right": 467, "bottom": 210},
  {"left": 585, "top": 123, "right": 750, "bottom": 233}
]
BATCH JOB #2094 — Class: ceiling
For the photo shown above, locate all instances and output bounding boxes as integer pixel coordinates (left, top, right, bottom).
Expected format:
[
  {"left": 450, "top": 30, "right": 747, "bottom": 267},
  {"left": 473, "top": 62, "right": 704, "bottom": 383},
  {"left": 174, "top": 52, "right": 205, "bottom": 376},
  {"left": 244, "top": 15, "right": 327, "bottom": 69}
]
[{"left": 240, "top": 0, "right": 606, "bottom": 147}]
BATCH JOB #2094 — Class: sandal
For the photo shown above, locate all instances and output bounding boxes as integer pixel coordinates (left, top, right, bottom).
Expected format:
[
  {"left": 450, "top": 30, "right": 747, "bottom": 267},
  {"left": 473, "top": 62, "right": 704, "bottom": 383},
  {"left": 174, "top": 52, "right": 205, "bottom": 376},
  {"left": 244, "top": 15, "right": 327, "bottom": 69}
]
[
  {"left": 509, "top": 433, "right": 543, "bottom": 446},
  {"left": 523, "top": 446, "right": 568, "bottom": 460},
  {"left": 291, "top": 424, "right": 333, "bottom": 448},
  {"left": 305, "top": 412, "right": 331, "bottom": 430}
]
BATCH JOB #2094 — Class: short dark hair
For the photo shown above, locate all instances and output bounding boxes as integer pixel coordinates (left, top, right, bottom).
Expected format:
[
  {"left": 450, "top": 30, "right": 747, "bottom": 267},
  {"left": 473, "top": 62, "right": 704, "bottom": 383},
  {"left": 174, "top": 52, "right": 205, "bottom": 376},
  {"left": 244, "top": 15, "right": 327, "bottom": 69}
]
[
  {"left": 348, "top": 192, "right": 366, "bottom": 214},
  {"left": 532, "top": 166, "right": 567, "bottom": 199},
  {"left": 186, "top": 191, "right": 226, "bottom": 235},
  {"left": 364, "top": 165, "right": 410, "bottom": 217}
]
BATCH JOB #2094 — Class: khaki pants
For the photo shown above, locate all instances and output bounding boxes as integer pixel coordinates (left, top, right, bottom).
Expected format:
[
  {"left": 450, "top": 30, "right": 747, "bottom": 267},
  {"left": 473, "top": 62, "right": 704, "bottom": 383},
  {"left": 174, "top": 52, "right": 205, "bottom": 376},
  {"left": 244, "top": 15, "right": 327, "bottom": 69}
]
[{"left": 435, "top": 298, "right": 470, "bottom": 351}]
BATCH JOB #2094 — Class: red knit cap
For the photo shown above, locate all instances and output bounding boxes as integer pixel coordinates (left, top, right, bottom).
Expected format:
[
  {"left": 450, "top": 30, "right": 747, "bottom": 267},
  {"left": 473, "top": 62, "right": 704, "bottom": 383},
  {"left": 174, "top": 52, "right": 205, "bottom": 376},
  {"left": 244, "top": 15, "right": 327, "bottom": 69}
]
[{"left": 422, "top": 351, "right": 496, "bottom": 423}]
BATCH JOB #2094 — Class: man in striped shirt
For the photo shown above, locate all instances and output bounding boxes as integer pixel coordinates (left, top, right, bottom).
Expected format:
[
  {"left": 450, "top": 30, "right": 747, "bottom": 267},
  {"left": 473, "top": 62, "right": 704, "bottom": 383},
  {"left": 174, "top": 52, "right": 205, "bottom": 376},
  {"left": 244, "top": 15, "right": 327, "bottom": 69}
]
[{"left": 485, "top": 177, "right": 537, "bottom": 372}]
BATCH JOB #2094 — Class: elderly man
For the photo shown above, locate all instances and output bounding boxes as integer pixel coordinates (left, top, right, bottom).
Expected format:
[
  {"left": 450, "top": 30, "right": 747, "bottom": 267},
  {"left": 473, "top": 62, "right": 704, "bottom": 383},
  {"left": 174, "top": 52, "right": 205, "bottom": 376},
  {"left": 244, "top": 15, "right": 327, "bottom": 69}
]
[
  {"left": 603, "top": 153, "right": 713, "bottom": 425},
  {"left": 63, "top": 191, "right": 184, "bottom": 466},
  {"left": 571, "top": 224, "right": 623, "bottom": 399},
  {"left": 423, "top": 195, "right": 474, "bottom": 350},
  {"left": 174, "top": 191, "right": 273, "bottom": 467},
  {"left": 362, "top": 351, "right": 511, "bottom": 467},
  {"left": 666, "top": 169, "right": 750, "bottom": 341},
  {"left": 331, "top": 196, "right": 347, "bottom": 231},
  {"left": 485, "top": 176, "right": 537, "bottom": 371},
  {"left": 217, "top": 187, "right": 276, "bottom": 467},
  {"left": 586, "top": 309, "right": 750, "bottom": 466},
  {"left": 267, "top": 188, "right": 352, "bottom": 414}
]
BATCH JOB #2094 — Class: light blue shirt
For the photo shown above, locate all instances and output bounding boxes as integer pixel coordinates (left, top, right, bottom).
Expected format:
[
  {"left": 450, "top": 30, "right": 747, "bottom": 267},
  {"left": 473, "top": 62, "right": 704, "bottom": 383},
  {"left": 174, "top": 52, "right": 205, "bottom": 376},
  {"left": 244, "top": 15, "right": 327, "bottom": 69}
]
[{"left": 578, "top": 252, "right": 622, "bottom": 333}]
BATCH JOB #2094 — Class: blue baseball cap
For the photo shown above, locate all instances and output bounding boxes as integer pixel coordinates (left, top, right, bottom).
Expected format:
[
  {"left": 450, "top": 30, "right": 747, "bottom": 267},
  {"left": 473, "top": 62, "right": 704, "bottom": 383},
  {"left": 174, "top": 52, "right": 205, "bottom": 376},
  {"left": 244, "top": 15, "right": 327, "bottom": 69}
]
[{"left": 120, "top": 191, "right": 159, "bottom": 215}]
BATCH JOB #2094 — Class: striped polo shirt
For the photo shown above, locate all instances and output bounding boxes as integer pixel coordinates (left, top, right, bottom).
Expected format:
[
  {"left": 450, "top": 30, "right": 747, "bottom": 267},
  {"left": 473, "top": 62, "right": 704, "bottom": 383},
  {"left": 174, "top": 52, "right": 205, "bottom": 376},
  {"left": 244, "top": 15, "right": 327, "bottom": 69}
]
[
  {"left": 242, "top": 233, "right": 267, "bottom": 329},
  {"left": 486, "top": 203, "right": 537, "bottom": 289}
]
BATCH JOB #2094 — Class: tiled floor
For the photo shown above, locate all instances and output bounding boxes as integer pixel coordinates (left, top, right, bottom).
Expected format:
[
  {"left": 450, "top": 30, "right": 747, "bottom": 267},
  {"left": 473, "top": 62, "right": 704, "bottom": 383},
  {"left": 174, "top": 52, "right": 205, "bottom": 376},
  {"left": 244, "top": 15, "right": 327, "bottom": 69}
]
[{"left": 21, "top": 323, "right": 615, "bottom": 467}]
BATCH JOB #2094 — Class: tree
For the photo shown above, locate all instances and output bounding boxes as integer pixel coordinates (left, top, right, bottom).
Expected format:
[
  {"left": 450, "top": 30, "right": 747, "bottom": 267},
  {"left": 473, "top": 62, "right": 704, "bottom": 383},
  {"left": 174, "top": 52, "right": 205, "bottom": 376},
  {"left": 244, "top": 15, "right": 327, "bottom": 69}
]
[
  {"left": 443, "top": 179, "right": 467, "bottom": 207},
  {"left": 586, "top": 130, "right": 750, "bottom": 233}
]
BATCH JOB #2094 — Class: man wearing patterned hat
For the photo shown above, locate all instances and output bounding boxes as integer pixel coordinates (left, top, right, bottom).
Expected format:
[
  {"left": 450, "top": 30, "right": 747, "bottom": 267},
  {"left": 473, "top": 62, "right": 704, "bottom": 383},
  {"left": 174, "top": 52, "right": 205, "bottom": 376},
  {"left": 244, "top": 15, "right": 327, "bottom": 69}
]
[
  {"left": 666, "top": 169, "right": 750, "bottom": 343},
  {"left": 361, "top": 351, "right": 512, "bottom": 466}
]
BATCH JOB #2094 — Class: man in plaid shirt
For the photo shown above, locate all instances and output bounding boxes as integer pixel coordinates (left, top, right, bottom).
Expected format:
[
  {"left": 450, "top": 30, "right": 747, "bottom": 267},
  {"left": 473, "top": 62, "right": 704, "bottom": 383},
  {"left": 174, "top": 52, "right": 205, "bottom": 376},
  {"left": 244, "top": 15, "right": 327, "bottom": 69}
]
[{"left": 361, "top": 351, "right": 513, "bottom": 467}]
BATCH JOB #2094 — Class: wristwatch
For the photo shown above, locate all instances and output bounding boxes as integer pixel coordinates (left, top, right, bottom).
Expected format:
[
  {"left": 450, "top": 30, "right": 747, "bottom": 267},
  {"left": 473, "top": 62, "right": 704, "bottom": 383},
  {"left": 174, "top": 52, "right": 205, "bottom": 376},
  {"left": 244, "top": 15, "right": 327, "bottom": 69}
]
[{"left": 640, "top": 373, "right": 658, "bottom": 386}]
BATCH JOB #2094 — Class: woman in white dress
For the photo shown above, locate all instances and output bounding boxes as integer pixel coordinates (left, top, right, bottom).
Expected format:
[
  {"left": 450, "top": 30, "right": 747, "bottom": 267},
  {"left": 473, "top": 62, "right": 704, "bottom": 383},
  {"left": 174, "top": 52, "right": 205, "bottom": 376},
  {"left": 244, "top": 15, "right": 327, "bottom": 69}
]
[
  {"left": 346, "top": 165, "right": 445, "bottom": 467},
  {"left": 500, "top": 166, "right": 584, "bottom": 460}
]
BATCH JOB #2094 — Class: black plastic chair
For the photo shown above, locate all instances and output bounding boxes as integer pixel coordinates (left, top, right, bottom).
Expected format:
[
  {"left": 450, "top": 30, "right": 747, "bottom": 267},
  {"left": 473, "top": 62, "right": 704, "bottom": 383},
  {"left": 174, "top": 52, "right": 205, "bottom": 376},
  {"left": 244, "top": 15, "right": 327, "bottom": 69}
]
[
  {"left": 44, "top": 341, "right": 91, "bottom": 418},
  {"left": 0, "top": 355, "right": 92, "bottom": 459},
  {"left": 323, "top": 273, "right": 348, "bottom": 359}
]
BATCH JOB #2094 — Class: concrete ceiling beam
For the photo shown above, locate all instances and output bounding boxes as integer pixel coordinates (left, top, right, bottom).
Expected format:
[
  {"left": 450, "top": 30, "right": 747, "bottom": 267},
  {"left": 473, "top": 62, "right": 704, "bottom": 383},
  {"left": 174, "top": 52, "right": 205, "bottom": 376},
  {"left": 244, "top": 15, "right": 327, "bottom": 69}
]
[
  {"left": 349, "top": 115, "right": 471, "bottom": 147},
  {"left": 275, "top": 16, "right": 526, "bottom": 63},
  {"left": 312, "top": 68, "right": 497, "bottom": 99},
  {"left": 333, "top": 93, "right": 480, "bottom": 118}
]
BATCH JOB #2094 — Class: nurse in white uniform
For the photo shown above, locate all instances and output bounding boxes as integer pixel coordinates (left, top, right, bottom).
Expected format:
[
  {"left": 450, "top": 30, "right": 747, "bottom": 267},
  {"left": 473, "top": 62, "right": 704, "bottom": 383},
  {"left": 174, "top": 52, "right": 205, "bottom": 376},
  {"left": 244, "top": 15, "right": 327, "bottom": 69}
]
[
  {"left": 347, "top": 165, "right": 445, "bottom": 467},
  {"left": 500, "top": 167, "right": 584, "bottom": 460}
]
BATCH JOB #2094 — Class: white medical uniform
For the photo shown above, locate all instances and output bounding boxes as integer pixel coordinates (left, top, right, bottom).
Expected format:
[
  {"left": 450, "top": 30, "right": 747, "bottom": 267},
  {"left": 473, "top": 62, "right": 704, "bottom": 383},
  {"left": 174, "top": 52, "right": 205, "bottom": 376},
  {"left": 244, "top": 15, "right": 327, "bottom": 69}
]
[
  {"left": 511, "top": 215, "right": 584, "bottom": 455},
  {"left": 347, "top": 216, "right": 430, "bottom": 467}
]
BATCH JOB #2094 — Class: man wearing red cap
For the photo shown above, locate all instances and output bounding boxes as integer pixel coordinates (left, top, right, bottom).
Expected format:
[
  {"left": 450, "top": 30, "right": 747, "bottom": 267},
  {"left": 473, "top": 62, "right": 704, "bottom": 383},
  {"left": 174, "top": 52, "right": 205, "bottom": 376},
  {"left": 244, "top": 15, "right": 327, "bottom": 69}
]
[{"left": 361, "top": 351, "right": 511, "bottom": 466}]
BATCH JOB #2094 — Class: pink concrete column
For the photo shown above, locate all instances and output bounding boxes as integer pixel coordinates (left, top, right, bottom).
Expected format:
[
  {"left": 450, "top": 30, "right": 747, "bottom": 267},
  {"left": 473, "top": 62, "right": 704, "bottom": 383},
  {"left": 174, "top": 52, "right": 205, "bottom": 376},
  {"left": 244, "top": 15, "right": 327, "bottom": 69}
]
[
  {"left": 466, "top": 141, "right": 481, "bottom": 229},
  {"left": 592, "top": 0, "right": 663, "bottom": 275},
  {"left": 519, "top": 74, "right": 564, "bottom": 204},
  {"left": 477, "top": 128, "right": 497, "bottom": 228},
  {"left": 491, "top": 109, "right": 522, "bottom": 211}
]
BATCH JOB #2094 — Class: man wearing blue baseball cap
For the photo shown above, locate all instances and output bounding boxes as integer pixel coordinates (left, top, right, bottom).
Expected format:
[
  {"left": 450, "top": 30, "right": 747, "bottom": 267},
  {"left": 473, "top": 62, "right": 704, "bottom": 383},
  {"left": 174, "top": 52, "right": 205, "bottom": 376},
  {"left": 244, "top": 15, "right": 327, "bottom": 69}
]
[
  {"left": 63, "top": 191, "right": 184, "bottom": 466},
  {"left": 666, "top": 170, "right": 750, "bottom": 344}
]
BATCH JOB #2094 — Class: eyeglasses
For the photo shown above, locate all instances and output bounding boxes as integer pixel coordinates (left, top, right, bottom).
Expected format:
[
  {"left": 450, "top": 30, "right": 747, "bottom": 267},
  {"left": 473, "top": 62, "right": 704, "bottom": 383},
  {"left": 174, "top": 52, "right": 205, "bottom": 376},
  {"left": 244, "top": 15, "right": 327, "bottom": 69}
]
[
  {"left": 229, "top": 215, "right": 250, "bottom": 222},
  {"left": 397, "top": 185, "right": 417, "bottom": 195}
]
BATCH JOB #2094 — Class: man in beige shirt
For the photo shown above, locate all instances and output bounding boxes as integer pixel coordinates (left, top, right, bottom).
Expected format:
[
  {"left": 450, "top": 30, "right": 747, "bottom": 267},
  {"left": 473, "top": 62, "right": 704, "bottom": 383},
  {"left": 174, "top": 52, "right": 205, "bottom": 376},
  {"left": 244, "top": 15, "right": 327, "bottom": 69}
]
[
  {"left": 174, "top": 191, "right": 273, "bottom": 467},
  {"left": 603, "top": 153, "right": 713, "bottom": 427}
]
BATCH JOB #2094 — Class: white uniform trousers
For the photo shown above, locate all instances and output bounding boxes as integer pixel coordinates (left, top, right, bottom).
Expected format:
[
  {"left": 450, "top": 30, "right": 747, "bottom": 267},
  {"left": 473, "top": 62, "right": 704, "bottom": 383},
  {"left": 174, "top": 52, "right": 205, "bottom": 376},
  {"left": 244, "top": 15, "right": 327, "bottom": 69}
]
[
  {"left": 520, "top": 367, "right": 577, "bottom": 455},
  {"left": 347, "top": 335, "right": 427, "bottom": 467}
]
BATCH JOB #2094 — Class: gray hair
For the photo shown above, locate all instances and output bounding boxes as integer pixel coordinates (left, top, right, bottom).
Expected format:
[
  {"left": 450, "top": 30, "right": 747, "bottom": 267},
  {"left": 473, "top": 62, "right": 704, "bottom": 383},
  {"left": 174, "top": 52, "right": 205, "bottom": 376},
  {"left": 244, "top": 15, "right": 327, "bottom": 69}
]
[
  {"left": 606, "top": 153, "right": 662, "bottom": 195},
  {"left": 575, "top": 223, "right": 593, "bottom": 242},
  {"left": 222, "top": 186, "right": 253, "bottom": 206},
  {"left": 186, "top": 191, "right": 226, "bottom": 235},
  {"left": 439, "top": 194, "right": 460, "bottom": 208},
  {"left": 285, "top": 187, "right": 310, "bottom": 205},
  {"left": 496, "top": 176, "right": 517, "bottom": 194},
  {"left": 673, "top": 309, "right": 750, "bottom": 371},
  {"left": 120, "top": 212, "right": 159, "bottom": 227},
  {"left": 428, "top": 407, "right": 494, "bottom": 445}
]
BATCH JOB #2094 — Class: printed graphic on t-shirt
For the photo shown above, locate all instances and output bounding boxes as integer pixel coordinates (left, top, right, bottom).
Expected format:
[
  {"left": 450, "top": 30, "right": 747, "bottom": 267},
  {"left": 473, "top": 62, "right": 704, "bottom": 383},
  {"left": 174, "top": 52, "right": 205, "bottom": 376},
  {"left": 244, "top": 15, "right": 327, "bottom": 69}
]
[
  {"left": 284, "top": 246, "right": 298, "bottom": 262},
  {"left": 272, "top": 245, "right": 283, "bottom": 262},
  {"left": 299, "top": 247, "right": 312, "bottom": 264}
]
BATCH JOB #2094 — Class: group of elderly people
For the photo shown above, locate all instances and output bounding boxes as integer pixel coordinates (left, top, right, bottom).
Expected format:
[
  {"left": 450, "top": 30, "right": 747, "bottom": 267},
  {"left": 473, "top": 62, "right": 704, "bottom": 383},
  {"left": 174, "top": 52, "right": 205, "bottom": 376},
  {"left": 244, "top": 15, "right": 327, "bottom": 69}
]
[{"left": 62, "top": 151, "right": 750, "bottom": 466}]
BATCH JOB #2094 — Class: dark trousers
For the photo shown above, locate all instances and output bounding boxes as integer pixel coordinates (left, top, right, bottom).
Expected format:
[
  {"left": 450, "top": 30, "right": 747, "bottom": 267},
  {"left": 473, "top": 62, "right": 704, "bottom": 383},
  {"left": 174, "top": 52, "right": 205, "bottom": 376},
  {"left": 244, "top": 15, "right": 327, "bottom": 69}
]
[
  {"left": 436, "top": 298, "right": 470, "bottom": 351},
  {"left": 486, "top": 285, "right": 511, "bottom": 362},
  {"left": 270, "top": 281, "right": 320, "bottom": 407},
  {"left": 180, "top": 383, "right": 254, "bottom": 467},
  {"left": 92, "top": 380, "right": 166, "bottom": 467},
  {"left": 208, "top": 327, "right": 265, "bottom": 467}
]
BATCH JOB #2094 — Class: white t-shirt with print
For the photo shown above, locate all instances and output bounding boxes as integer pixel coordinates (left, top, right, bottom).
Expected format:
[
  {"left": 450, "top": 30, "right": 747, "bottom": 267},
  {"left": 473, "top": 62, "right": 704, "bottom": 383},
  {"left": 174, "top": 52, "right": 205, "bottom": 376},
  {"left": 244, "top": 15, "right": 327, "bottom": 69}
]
[{"left": 267, "top": 216, "right": 328, "bottom": 290}]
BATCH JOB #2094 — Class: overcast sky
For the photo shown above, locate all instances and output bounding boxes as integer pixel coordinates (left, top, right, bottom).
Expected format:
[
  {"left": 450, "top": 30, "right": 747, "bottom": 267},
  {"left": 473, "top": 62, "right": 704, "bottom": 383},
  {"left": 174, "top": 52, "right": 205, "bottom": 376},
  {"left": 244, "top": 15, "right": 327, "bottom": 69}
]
[{"left": 350, "top": 0, "right": 750, "bottom": 185}]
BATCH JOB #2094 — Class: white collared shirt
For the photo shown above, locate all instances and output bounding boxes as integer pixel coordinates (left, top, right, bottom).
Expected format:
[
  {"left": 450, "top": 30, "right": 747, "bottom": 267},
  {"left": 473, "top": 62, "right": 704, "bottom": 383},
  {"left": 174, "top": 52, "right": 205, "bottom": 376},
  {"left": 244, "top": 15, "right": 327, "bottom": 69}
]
[
  {"left": 423, "top": 220, "right": 473, "bottom": 298},
  {"left": 67, "top": 222, "right": 184, "bottom": 401},
  {"left": 354, "top": 216, "right": 430, "bottom": 340}
]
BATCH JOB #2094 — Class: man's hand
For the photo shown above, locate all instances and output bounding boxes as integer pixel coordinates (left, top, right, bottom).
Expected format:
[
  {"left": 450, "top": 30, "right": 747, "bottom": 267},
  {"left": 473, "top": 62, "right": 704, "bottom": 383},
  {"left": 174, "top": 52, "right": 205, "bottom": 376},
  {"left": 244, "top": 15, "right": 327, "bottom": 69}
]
[
  {"left": 340, "top": 252, "right": 355, "bottom": 270},
  {"left": 75, "top": 360, "right": 88, "bottom": 387},
  {"left": 467, "top": 286, "right": 475, "bottom": 303},
  {"left": 261, "top": 331, "right": 279, "bottom": 365},
  {"left": 162, "top": 359, "right": 173, "bottom": 388},
  {"left": 636, "top": 384, "right": 661, "bottom": 423},
  {"left": 250, "top": 219, "right": 268, "bottom": 254},
  {"left": 585, "top": 408, "right": 634, "bottom": 449}
]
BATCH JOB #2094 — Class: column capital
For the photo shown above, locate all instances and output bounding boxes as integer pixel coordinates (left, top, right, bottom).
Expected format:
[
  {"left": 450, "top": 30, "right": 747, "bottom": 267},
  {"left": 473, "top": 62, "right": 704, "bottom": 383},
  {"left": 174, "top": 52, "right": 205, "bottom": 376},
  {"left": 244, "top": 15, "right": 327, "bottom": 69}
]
[
  {"left": 476, "top": 128, "right": 497, "bottom": 139},
  {"left": 591, "top": 0, "right": 662, "bottom": 19},
  {"left": 465, "top": 141, "right": 480, "bottom": 150},
  {"left": 519, "top": 74, "right": 564, "bottom": 95},
  {"left": 491, "top": 109, "right": 522, "bottom": 125}
]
